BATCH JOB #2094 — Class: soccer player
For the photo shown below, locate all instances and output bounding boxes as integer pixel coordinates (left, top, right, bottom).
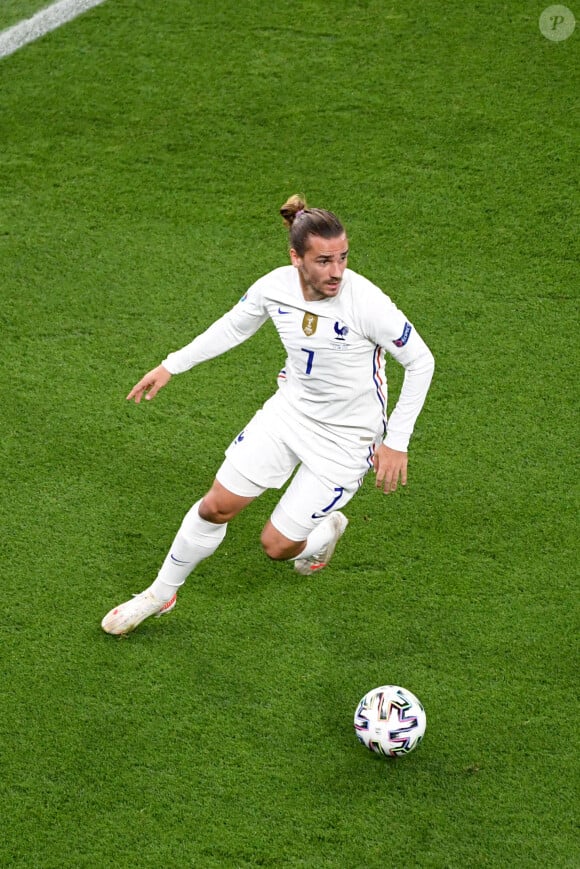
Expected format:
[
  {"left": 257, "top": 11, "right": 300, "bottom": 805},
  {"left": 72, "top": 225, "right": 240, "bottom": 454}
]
[{"left": 102, "top": 196, "right": 435, "bottom": 635}]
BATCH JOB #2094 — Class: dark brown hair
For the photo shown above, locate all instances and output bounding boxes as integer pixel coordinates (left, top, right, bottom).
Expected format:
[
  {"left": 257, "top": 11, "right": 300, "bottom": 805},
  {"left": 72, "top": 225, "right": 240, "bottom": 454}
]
[{"left": 279, "top": 194, "right": 345, "bottom": 256}]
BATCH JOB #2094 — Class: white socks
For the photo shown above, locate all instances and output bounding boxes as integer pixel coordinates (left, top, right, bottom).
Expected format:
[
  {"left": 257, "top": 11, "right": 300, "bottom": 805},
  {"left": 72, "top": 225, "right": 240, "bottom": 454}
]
[
  {"left": 148, "top": 504, "right": 339, "bottom": 602},
  {"left": 149, "top": 501, "right": 227, "bottom": 601},
  {"left": 290, "top": 516, "right": 334, "bottom": 560}
]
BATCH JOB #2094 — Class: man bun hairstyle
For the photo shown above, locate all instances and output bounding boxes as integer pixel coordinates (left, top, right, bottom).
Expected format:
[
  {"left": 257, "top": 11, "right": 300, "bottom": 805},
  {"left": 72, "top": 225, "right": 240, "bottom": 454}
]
[{"left": 280, "top": 194, "right": 345, "bottom": 257}]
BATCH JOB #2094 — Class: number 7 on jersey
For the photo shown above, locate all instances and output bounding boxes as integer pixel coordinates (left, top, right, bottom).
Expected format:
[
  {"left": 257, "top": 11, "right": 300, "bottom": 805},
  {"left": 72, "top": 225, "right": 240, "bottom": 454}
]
[{"left": 301, "top": 348, "right": 315, "bottom": 375}]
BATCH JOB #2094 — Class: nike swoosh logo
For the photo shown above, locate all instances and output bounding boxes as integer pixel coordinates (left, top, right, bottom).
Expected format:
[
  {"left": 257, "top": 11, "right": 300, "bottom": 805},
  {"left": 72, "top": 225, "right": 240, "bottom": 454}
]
[
  {"left": 311, "top": 512, "right": 328, "bottom": 520},
  {"left": 278, "top": 308, "right": 291, "bottom": 314},
  {"left": 170, "top": 555, "right": 191, "bottom": 565}
]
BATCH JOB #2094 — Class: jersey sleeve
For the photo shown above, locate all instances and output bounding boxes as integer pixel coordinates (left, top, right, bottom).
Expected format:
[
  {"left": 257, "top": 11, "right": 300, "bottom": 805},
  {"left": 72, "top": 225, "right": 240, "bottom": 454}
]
[
  {"left": 358, "top": 281, "right": 435, "bottom": 452},
  {"left": 383, "top": 330, "right": 435, "bottom": 451},
  {"left": 162, "top": 282, "right": 269, "bottom": 374}
]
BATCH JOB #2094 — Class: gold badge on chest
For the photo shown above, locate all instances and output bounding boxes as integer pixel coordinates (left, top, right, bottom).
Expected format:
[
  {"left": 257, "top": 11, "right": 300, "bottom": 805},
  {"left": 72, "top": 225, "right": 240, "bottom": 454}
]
[{"left": 302, "top": 312, "right": 318, "bottom": 336}]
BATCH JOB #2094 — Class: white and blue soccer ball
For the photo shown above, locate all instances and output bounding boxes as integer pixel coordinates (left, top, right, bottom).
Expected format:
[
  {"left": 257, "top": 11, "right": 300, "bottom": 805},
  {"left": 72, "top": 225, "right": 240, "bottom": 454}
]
[{"left": 354, "top": 685, "right": 426, "bottom": 758}]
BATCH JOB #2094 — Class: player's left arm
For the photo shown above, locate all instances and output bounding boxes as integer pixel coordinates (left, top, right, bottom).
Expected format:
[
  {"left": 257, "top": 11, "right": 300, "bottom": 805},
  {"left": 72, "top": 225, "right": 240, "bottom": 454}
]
[
  {"left": 362, "top": 290, "right": 435, "bottom": 493},
  {"left": 372, "top": 444, "right": 409, "bottom": 494},
  {"left": 377, "top": 329, "right": 434, "bottom": 492}
]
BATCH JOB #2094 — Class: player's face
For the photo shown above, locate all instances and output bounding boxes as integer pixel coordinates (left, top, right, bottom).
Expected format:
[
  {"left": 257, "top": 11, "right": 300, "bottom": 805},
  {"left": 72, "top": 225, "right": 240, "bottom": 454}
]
[{"left": 290, "top": 233, "right": 349, "bottom": 301}]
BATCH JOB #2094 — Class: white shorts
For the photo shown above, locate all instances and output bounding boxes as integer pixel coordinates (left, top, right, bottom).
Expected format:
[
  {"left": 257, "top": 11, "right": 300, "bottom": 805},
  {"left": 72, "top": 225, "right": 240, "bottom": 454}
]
[
  {"left": 217, "top": 456, "right": 358, "bottom": 540},
  {"left": 215, "top": 391, "right": 376, "bottom": 540}
]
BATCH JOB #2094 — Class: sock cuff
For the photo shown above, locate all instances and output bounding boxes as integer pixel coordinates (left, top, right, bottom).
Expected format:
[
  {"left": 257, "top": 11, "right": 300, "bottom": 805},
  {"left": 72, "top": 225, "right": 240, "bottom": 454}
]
[
  {"left": 289, "top": 515, "right": 333, "bottom": 561},
  {"left": 181, "top": 500, "right": 228, "bottom": 547}
]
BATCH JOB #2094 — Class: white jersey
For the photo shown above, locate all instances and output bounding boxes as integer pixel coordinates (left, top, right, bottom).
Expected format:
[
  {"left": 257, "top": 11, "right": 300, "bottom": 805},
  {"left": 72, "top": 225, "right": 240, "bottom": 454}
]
[{"left": 163, "top": 266, "right": 434, "bottom": 451}]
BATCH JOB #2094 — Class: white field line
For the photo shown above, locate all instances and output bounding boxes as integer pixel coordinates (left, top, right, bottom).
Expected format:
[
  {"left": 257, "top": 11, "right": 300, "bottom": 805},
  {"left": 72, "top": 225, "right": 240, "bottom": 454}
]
[{"left": 0, "top": 0, "right": 107, "bottom": 60}]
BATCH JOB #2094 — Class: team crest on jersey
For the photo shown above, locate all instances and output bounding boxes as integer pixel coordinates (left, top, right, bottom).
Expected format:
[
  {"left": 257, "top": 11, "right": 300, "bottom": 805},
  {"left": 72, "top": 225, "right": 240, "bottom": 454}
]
[
  {"left": 302, "top": 312, "right": 318, "bottom": 336},
  {"left": 334, "top": 321, "right": 349, "bottom": 340},
  {"left": 393, "top": 322, "right": 412, "bottom": 347}
]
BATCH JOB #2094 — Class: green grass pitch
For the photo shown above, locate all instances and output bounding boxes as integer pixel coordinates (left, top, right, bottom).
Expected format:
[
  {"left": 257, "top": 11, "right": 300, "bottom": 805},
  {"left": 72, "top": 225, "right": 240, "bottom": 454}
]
[{"left": 0, "top": 1, "right": 578, "bottom": 866}]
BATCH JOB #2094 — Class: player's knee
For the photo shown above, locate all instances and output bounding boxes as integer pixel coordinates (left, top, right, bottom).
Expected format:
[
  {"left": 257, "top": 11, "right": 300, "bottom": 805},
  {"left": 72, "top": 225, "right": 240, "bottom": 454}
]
[
  {"left": 198, "top": 479, "right": 254, "bottom": 524},
  {"left": 199, "top": 494, "right": 235, "bottom": 524},
  {"left": 260, "top": 526, "right": 303, "bottom": 561},
  {"left": 261, "top": 537, "right": 294, "bottom": 560},
  {"left": 261, "top": 539, "right": 289, "bottom": 560}
]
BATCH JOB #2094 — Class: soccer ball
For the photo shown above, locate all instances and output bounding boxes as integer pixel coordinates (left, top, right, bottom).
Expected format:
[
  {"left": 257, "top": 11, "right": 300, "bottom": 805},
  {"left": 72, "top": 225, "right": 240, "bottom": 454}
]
[{"left": 354, "top": 685, "right": 426, "bottom": 757}]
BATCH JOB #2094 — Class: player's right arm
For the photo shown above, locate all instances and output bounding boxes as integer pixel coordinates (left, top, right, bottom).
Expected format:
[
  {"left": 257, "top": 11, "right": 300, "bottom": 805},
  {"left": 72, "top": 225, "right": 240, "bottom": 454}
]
[
  {"left": 127, "top": 364, "right": 172, "bottom": 403},
  {"left": 126, "top": 283, "right": 268, "bottom": 402}
]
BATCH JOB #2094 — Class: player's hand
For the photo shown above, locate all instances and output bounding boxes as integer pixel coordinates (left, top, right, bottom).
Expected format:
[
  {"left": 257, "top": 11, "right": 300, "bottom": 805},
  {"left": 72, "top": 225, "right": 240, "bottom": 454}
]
[
  {"left": 126, "top": 364, "right": 172, "bottom": 403},
  {"left": 373, "top": 444, "right": 408, "bottom": 493}
]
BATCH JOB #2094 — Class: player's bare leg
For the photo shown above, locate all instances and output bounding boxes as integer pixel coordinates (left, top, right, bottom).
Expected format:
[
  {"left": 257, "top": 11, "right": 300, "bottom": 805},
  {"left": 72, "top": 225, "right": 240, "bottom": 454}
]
[
  {"left": 198, "top": 480, "right": 254, "bottom": 523},
  {"left": 261, "top": 512, "right": 349, "bottom": 574}
]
